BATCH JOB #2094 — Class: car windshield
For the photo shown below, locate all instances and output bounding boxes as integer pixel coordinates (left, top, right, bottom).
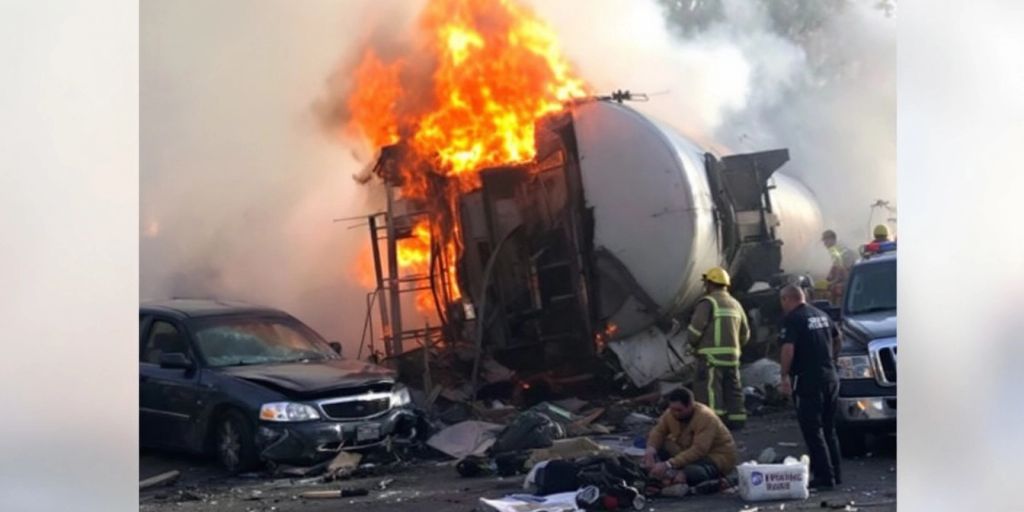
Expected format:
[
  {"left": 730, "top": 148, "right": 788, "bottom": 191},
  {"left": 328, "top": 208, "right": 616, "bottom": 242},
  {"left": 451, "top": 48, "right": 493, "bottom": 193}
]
[
  {"left": 844, "top": 259, "right": 897, "bottom": 315},
  {"left": 193, "top": 317, "right": 338, "bottom": 367}
]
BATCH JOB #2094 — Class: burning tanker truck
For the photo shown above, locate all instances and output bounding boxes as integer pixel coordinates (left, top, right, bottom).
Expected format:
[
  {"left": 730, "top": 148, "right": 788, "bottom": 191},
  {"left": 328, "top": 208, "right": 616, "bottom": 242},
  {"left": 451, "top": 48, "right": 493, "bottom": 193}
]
[{"left": 360, "top": 94, "right": 824, "bottom": 390}]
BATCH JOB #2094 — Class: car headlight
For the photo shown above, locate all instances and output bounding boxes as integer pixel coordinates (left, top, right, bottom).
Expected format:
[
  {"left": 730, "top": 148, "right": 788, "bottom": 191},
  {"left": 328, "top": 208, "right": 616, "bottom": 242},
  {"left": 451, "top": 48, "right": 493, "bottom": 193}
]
[
  {"left": 836, "top": 355, "right": 874, "bottom": 379},
  {"left": 259, "top": 402, "right": 321, "bottom": 422},
  {"left": 391, "top": 385, "right": 412, "bottom": 407}
]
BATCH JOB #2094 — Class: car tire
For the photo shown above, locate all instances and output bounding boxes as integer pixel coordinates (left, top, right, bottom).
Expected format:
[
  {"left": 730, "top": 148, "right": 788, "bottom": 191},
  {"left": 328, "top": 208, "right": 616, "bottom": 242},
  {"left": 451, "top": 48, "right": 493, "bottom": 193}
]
[
  {"left": 837, "top": 427, "right": 868, "bottom": 458},
  {"left": 215, "top": 409, "right": 259, "bottom": 472}
]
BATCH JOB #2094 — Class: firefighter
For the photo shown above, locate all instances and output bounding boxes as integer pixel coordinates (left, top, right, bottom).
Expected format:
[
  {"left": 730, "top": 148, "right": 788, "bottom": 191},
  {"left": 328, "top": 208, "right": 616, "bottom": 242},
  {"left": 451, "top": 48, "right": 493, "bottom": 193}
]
[
  {"left": 821, "top": 230, "right": 856, "bottom": 304},
  {"left": 872, "top": 224, "right": 891, "bottom": 243},
  {"left": 685, "top": 266, "right": 750, "bottom": 430}
]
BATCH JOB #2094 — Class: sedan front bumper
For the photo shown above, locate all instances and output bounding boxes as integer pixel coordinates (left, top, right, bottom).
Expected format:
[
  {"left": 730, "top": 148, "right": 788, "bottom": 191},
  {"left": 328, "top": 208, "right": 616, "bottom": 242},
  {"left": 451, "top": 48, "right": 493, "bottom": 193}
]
[{"left": 255, "top": 407, "right": 418, "bottom": 465}]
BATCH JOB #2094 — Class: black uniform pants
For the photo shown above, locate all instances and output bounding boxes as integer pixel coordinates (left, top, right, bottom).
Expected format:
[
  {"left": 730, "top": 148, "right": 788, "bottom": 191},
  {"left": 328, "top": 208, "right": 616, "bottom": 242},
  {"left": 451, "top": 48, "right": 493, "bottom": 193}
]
[{"left": 793, "top": 377, "right": 842, "bottom": 484}]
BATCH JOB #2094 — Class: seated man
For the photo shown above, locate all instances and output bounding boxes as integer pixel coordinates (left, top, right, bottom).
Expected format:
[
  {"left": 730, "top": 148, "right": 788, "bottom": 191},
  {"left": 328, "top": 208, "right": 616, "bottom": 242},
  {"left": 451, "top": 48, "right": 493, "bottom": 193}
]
[{"left": 643, "top": 388, "right": 738, "bottom": 493}]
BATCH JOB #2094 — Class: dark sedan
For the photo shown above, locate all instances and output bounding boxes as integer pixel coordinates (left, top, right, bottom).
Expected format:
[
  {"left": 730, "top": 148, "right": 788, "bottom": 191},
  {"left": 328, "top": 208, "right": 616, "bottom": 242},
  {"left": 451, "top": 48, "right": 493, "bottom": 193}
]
[{"left": 139, "top": 299, "right": 418, "bottom": 471}]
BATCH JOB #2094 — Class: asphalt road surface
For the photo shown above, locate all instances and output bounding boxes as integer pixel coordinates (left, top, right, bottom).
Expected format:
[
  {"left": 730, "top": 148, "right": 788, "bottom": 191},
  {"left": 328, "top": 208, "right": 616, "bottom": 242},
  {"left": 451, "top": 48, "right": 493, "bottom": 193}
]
[{"left": 140, "top": 411, "right": 896, "bottom": 512}]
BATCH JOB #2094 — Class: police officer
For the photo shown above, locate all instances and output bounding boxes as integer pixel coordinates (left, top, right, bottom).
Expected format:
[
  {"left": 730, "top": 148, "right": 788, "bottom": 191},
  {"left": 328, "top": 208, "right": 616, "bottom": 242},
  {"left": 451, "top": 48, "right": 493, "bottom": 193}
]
[
  {"left": 686, "top": 267, "right": 750, "bottom": 430},
  {"left": 777, "top": 284, "right": 842, "bottom": 490}
]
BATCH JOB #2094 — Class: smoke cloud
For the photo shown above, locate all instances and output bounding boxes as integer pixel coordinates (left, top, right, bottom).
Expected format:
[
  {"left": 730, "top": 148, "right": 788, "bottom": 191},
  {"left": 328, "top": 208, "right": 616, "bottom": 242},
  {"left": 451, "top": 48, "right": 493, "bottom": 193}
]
[
  {"left": 140, "top": 0, "right": 416, "bottom": 353},
  {"left": 142, "top": 0, "right": 893, "bottom": 351},
  {"left": 531, "top": 0, "right": 896, "bottom": 273}
]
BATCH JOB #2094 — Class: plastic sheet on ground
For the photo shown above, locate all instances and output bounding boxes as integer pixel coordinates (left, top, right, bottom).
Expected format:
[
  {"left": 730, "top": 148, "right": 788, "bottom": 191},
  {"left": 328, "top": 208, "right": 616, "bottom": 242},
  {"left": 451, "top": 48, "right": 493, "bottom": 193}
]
[
  {"left": 741, "top": 358, "right": 782, "bottom": 391},
  {"left": 607, "top": 327, "right": 695, "bottom": 388},
  {"left": 478, "top": 491, "right": 580, "bottom": 512},
  {"left": 427, "top": 421, "right": 504, "bottom": 459}
]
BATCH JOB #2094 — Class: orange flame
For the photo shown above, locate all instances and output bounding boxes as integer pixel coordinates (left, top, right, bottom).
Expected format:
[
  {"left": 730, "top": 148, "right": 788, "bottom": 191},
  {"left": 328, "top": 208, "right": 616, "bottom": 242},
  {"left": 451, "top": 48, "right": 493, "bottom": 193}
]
[
  {"left": 412, "top": 0, "right": 587, "bottom": 183},
  {"left": 346, "top": 0, "right": 588, "bottom": 319},
  {"left": 346, "top": 49, "right": 402, "bottom": 148},
  {"left": 396, "top": 222, "right": 432, "bottom": 270}
]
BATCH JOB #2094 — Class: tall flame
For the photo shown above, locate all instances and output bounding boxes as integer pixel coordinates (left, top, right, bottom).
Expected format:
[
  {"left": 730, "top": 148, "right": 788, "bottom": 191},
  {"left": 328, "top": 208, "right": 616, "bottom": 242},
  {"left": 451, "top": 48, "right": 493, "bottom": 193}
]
[
  {"left": 412, "top": 0, "right": 587, "bottom": 182},
  {"left": 346, "top": 0, "right": 588, "bottom": 315}
]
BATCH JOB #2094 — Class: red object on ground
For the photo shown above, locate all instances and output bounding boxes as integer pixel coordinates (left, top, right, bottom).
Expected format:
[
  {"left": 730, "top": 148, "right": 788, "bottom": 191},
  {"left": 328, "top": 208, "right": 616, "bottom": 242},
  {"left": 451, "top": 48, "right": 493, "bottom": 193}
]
[{"left": 602, "top": 495, "right": 620, "bottom": 509}]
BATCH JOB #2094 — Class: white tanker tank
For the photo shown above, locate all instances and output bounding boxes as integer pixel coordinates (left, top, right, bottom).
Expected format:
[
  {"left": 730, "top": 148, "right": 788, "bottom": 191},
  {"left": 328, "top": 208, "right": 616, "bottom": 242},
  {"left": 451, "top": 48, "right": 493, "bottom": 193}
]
[
  {"left": 571, "top": 100, "right": 824, "bottom": 339},
  {"left": 385, "top": 98, "right": 826, "bottom": 377}
]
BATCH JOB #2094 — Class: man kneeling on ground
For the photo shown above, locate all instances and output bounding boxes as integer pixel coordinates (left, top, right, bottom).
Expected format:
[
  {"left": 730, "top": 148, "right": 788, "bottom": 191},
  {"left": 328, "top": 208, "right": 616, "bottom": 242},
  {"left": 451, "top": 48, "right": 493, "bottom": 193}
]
[{"left": 643, "top": 388, "right": 738, "bottom": 495}]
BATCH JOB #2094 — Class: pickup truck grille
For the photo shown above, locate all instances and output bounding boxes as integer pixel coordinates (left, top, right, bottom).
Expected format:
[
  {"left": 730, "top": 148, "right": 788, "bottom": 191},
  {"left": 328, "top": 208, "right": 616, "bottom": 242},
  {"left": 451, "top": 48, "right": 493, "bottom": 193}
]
[{"left": 869, "top": 339, "right": 897, "bottom": 387}]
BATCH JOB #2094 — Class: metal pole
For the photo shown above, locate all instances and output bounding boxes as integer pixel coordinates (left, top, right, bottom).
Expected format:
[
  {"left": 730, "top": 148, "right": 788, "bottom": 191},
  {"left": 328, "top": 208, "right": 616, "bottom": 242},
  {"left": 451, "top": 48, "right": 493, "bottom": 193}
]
[
  {"left": 385, "top": 186, "right": 403, "bottom": 357},
  {"left": 368, "top": 215, "right": 391, "bottom": 356},
  {"left": 422, "top": 321, "right": 433, "bottom": 411}
]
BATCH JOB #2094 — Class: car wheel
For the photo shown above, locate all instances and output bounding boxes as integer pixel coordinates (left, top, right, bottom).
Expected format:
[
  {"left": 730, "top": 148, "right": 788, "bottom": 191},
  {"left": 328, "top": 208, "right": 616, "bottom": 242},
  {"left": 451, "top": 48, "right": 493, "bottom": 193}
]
[
  {"left": 216, "top": 409, "right": 259, "bottom": 472},
  {"left": 838, "top": 427, "right": 868, "bottom": 458}
]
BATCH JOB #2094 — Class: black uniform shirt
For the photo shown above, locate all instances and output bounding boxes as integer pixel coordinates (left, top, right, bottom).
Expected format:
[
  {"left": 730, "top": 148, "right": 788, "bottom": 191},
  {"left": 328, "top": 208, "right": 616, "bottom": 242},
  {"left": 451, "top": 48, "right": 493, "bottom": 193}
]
[{"left": 779, "top": 303, "right": 839, "bottom": 386}]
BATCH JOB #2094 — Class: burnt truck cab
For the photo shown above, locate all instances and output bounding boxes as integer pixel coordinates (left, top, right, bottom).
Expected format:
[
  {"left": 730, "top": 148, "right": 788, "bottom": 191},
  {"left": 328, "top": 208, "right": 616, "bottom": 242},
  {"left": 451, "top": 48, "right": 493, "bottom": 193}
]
[{"left": 832, "top": 247, "right": 897, "bottom": 456}]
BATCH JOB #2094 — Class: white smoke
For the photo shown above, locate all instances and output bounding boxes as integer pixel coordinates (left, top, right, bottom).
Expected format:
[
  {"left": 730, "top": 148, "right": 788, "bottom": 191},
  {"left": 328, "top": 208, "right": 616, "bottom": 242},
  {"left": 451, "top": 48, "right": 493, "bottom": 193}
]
[
  {"left": 140, "top": 0, "right": 415, "bottom": 354},
  {"left": 142, "top": 0, "right": 894, "bottom": 352},
  {"left": 531, "top": 0, "right": 896, "bottom": 274}
]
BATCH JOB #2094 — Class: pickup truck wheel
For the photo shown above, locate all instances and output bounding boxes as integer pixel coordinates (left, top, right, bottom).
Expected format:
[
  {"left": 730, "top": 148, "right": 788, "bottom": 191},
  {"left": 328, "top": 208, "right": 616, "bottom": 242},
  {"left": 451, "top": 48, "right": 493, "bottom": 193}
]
[
  {"left": 838, "top": 427, "right": 868, "bottom": 458},
  {"left": 216, "top": 409, "right": 259, "bottom": 472}
]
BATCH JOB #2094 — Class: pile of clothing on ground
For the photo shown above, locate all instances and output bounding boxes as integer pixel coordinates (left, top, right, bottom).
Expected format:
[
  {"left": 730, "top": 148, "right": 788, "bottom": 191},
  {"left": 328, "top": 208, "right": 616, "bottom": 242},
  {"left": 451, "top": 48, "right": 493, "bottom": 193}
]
[{"left": 439, "top": 402, "right": 737, "bottom": 511}]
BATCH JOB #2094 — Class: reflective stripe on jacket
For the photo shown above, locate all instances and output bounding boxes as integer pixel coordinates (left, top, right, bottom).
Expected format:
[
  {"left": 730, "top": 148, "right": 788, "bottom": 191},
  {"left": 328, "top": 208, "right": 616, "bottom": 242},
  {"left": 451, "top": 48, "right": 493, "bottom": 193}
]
[{"left": 685, "top": 290, "right": 750, "bottom": 367}]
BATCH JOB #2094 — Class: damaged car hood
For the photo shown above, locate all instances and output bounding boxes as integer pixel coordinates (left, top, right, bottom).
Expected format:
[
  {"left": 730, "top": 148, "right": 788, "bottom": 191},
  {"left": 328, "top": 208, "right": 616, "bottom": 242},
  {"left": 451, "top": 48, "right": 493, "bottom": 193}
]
[
  {"left": 217, "top": 359, "right": 395, "bottom": 395},
  {"left": 842, "top": 311, "right": 896, "bottom": 346}
]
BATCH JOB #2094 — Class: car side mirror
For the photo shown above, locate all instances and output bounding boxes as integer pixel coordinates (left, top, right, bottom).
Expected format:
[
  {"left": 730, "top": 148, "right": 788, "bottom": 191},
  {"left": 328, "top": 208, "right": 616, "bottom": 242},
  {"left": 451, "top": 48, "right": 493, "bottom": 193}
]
[
  {"left": 329, "top": 342, "right": 343, "bottom": 356},
  {"left": 159, "top": 352, "right": 193, "bottom": 369}
]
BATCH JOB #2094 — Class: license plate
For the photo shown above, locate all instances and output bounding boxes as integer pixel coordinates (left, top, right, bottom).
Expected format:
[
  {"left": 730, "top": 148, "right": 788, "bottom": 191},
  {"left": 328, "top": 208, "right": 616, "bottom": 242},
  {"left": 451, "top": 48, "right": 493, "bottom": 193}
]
[{"left": 356, "top": 423, "right": 381, "bottom": 442}]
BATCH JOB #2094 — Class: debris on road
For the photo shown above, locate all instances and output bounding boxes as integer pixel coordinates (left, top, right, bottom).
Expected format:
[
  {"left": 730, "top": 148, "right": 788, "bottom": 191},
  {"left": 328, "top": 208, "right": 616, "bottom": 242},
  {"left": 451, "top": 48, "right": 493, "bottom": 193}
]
[
  {"left": 140, "top": 470, "right": 181, "bottom": 490},
  {"left": 324, "top": 451, "right": 363, "bottom": 481},
  {"left": 456, "top": 455, "right": 496, "bottom": 478},
  {"left": 299, "top": 488, "right": 370, "bottom": 499},
  {"left": 741, "top": 359, "right": 783, "bottom": 391},
  {"left": 590, "top": 435, "right": 646, "bottom": 457},
  {"left": 479, "top": 491, "right": 580, "bottom": 512},
  {"left": 139, "top": 406, "right": 896, "bottom": 512},
  {"left": 427, "top": 420, "right": 503, "bottom": 459},
  {"left": 526, "top": 437, "right": 606, "bottom": 468},
  {"left": 493, "top": 410, "right": 566, "bottom": 453},
  {"left": 622, "top": 412, "right": 656, "bottom": 428},
  {"left": 273, "top": 462, "right": 330, "bottom": 478},
  {"left": 758, "top": 447, "right": 779, "bottom": 464}
]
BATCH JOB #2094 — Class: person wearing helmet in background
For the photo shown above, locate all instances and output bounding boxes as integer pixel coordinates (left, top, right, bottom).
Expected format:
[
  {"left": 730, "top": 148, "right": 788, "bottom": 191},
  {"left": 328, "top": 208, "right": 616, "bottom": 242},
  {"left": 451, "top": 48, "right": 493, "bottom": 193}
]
[
  {"left": 861, "top": 224, "right": 896, "bottom": 257},
  {"left": 685, "top": 267, "right": 751, "bottom": 430},
  {"left": 821, "top": 230, "right": 856, "bottom": 304},
  {"left": 872, "top": 224, "right": 891, "bottom": 243}
]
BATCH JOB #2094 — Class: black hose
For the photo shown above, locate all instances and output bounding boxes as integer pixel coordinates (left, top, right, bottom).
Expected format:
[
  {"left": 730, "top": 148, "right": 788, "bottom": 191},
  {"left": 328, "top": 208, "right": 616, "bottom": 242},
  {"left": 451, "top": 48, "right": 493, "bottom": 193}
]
[
  {"left": 429, "top": 237, "right": 449, "bottom": 332},
  {"left": 470, "top": 225, "right": 524, "bottom": 402}
]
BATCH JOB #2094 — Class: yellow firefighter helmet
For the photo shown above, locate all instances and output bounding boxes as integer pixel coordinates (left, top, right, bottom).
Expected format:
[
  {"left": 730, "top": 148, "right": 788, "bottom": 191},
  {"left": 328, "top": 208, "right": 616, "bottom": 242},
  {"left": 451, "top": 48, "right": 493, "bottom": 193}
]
[
  {"left": 873, "top": 224, "right": 890, "bottom": 239},
  {"left": 703, "top": 266, "right": 731, "bottom": 287}
]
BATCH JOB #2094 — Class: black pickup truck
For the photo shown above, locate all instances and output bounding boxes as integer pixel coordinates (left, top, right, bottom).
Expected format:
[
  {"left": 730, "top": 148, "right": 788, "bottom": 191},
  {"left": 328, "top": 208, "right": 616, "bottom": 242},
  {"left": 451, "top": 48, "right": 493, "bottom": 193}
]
[{"left": 829, "top": 248, "right": 897, "bottom": 456}]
